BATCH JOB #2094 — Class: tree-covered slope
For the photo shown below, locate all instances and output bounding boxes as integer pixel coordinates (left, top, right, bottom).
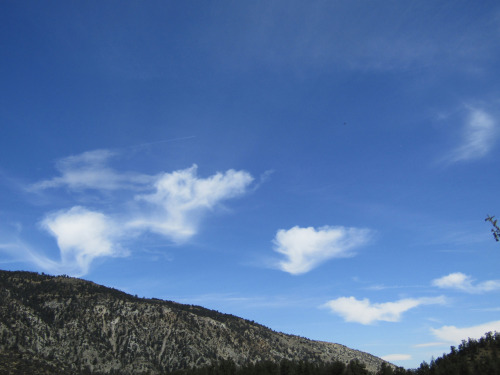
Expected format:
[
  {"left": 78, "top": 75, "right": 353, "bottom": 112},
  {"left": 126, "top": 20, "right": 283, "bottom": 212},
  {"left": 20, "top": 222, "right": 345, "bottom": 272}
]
[
  {"left": 408, "top": 331, "right": 500, "bottom": 375},
  {"left": 0, "top": 270, "right": 386, "bottom": 374}
]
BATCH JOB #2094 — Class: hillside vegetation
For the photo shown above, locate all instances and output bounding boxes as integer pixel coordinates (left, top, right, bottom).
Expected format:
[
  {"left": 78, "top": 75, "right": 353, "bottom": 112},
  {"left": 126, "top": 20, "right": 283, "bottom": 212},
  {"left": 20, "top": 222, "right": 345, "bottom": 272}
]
[
  {"left": 0, "top": 270, "right": 385, "bottom": 374},
  {"left": 407, "top": 331, "right": 500, "bottom": 375},
  {"left": 1, "top": 270, "right": 498, "bottom": 375},
  {"left": 171, "top": 332, "right": 500, "bottom": 375}
]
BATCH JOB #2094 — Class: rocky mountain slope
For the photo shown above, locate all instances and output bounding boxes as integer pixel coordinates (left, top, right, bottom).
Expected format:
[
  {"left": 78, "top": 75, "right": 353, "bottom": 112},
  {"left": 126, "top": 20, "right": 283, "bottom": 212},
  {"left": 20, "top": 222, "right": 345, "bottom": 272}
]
[{"left": 0, "top": 270, "right": 387, "bottom": 374}]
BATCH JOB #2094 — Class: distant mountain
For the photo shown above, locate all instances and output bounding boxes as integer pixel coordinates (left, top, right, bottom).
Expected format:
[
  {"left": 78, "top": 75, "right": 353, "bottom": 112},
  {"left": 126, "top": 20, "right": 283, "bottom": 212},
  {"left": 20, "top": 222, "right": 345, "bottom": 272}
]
[{"left": 0, "top": 270, "right": 387, "bottom": 374}]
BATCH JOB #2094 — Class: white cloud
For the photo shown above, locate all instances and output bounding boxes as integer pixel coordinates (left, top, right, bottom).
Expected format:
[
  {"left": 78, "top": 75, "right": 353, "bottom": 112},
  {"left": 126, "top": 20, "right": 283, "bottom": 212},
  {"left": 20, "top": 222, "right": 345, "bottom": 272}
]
[
  {"left": 41, "top": 206, "right": 126, "bottom": 276},
  {"left": 431, "top": 320, "right": 500, "bottom": 343},
  {"left": 31, "top": 149, "right": 152, "bottom": 191},
  {"left": 445, "top": 108, "right": 497, "bottom": 163},
  {"left": 30, "top": 152, "right": 255, "bottom": 243},
  {"left": 129, "top": 165, "right": 253, "bottom": 242},
  {"left": 381, "top": 354, "right": 412, "bottom": 362},
  {"left": 323, "top": 296, "right": 446, "bottom": 325},
  {"left": 20, "top": 151, "right": 257, "bottom": 274},
  {"left": 273, "top": 225, "right": 371, "bottom": 275},
  {"left": 432, "top": 272, "right": 500, "bottom": 293}
]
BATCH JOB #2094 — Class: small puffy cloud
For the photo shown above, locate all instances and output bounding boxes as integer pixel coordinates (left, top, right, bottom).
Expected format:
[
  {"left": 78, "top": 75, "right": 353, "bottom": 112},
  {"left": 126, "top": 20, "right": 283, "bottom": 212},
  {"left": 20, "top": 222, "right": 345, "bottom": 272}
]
[
  {"left": 432, "top": 272, "right": 500, "bottom": 293},
  {"left": 130, "top": 165, "right": 254, "bottom": 242},
  {"left": 445, "top": 108, "right": 497, "bottom": 163},
  {"left": 31, "top": 149, "right": 152, "bottom": 191},
  {"left": 323, "top": 296, "right": 446, "bottom": 325},
  {"left": 41, "top": 206, "right": 126, "bottom": 276},
  {"left": 431, "top": 320, "right": 500, "bottom": 343},
  {"left": 381, "top": 354, "right": 412, "bottom": 361},
  {"left": 273, "top": 225, "right": 371, "bottom": 275}
]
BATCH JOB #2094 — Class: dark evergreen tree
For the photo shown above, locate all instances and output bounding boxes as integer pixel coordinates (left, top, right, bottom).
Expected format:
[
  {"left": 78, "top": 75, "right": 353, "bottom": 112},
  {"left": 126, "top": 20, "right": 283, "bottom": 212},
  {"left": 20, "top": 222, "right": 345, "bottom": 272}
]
[
  {"left": 377, "top": 362, "right": 394, "bottom": 375},
  {"left": 345, "top": 359, "right": 369, "bottom": 375},
  {"left": 485, "top": 215, "right": 500, "bottom": 242},
  {"left": 326, "top": 361, "right": 346, "bottom": 375}
]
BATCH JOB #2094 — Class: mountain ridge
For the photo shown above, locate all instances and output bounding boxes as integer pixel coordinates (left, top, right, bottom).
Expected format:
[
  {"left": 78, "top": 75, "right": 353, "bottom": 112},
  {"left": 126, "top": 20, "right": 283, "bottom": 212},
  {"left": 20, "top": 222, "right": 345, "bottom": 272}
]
[{"left": 0, "top": 270, "right": 387, "bottom": 374}]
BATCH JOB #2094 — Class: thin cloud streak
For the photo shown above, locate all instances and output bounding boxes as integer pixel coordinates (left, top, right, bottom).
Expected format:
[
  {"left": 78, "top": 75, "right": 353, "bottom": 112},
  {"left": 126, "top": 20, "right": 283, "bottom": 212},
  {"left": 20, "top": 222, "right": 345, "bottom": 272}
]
[
  {"left": 0, "top": 241, "right": 68, "bottom": 275},
  {"left": 30, "top": 149, "right": 154, "bottom": 191},
  {"left": 413, "top": 342, "right": 448, "bottom": 348},
  {"left": 129, "top": 136, "right": 196, "bottom": 150},
  {"left": 174, "top": 293, "right": 310, "bottom": 310},
  {"left": 365, "top": 283, "right": 423, "bottom": 291},
  {"left": 443, "top": 108, "right": 497, "bottom": 164},
  {"left": 208, "top": 2, "right": 498, "bottom": 73}
]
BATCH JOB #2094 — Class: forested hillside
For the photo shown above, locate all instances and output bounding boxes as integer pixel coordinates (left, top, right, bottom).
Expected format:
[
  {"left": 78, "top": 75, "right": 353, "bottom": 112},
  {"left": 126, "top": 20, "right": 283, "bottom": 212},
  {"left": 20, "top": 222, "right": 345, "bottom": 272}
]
[
  {"left": 170, "top": 332, "right": 500, "bottom": 375},
  {"left": 408, "top": 331, "right": 500, "bottom": 375},
  {"left": 2, "top": 269, "right": 498, "bottom": 375},
  {"left": 0, "top": 270, "right": 385, "bottom": 374}
]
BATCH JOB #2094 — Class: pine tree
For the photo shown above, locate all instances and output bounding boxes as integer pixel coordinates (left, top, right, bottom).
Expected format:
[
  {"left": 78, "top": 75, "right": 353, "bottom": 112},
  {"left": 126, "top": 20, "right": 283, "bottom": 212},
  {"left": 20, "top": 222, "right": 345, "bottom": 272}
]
[{"left": 485, "top": 215, "right": 500, "bottom": 242}]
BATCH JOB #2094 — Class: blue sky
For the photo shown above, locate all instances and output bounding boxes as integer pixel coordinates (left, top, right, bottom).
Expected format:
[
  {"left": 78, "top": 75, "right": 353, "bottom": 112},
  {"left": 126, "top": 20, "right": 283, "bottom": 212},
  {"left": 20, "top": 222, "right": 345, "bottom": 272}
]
[{"left": 1, "top": 0, "right": 500, "bottom": 369}]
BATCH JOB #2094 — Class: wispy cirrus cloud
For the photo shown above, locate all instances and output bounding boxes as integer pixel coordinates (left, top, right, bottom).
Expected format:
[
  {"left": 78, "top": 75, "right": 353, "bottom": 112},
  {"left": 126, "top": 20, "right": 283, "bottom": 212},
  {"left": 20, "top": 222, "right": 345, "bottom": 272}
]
[
  {"left": 443, "top": 108, "right": 497, "bottom": 164},
  {"left": 30, "top": 149, "right": 153, "bottom": 191},
  {"left": 1, "top": 150, "right": 256, "bottom": 275},
  {"left": 432, "top": 272, "right": 500, "bottom": 293},
  {"left": 413, "top": 342, "right": 447, "bottom": 348},
  {"left": 323, "top": 296, "right": 446, "bottom": 325},
  {"left": 273, "top": 226, "right": 372, "bottom": 275},
  {"left": 0, "top": 241, "right": 63, "bottom": 273},
  {"left": 173, "top": 292, "right": 308, "bottom": 310},
  {"left": 207, "top": 2, "right": 499, "bottom": 73},
  {"left": 431, "top": 320, "right": 500, "bottom": 343}
]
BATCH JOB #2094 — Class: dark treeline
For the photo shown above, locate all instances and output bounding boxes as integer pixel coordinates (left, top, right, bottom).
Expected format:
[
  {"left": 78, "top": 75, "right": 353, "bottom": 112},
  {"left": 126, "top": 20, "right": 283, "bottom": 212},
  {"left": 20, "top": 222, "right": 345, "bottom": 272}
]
[
  {"left": 170, "top": 358, "right": 407, "bottom": 375},
  {"left": 171, "top": 358, "right": 377, "bottom": 375},
  {"left": 407, "top": 331, "right": 500, "bottom": 375},
  {"left": 171, "top": 331, "right": 500, "bottom": 375}
]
